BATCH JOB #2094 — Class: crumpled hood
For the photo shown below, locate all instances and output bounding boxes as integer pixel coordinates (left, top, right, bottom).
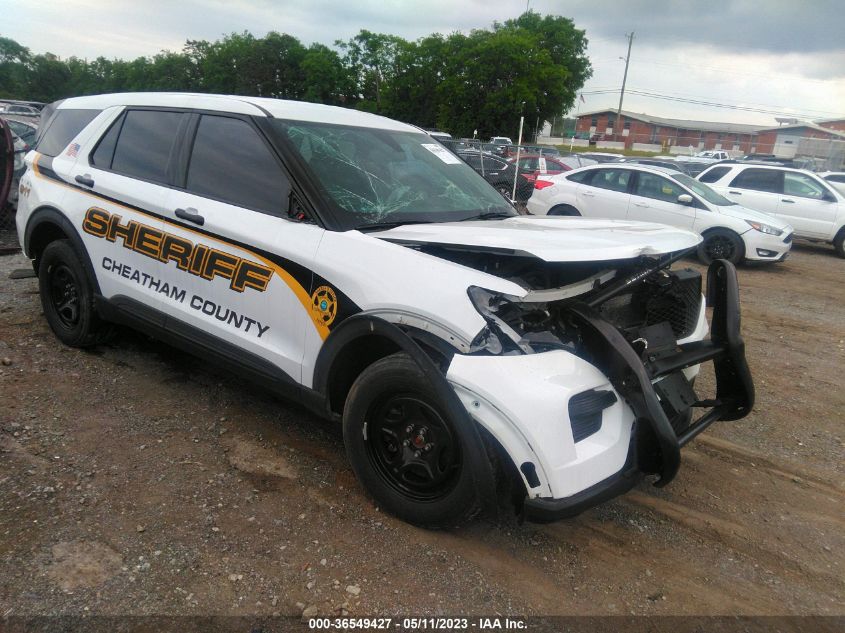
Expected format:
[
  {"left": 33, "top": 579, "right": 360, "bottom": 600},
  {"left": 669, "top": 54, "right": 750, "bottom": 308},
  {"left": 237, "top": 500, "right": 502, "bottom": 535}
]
[{"left": 371, "top": 216, "right": 701, "bottom": 262}]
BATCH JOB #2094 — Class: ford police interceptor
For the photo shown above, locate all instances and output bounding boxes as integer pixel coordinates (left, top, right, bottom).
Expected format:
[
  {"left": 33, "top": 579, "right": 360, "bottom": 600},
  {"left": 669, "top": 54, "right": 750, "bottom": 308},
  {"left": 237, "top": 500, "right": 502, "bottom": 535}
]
[{"left": 15, "top": 93, "right": 753, "bottom": 527}]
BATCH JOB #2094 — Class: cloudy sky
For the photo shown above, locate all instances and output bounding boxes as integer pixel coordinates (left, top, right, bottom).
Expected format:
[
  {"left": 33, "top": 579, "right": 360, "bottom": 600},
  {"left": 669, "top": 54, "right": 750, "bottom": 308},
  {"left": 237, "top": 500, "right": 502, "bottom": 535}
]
[{"left": 2, "top": 0, "right": 844, "bottom": 125}]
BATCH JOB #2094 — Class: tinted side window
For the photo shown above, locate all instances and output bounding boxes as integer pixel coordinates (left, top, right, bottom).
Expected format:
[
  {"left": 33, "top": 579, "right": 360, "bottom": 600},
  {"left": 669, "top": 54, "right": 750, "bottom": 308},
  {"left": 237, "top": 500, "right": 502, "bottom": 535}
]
[
  {"left": 634, "top": 172, "right": 684, "bottom": 203},
  {"left": 566, "top": 170, "right": 593, "bottom": 184},
  {"left": 111, "top": 110, "right": 183, "bottom": 184},
  {"left": 589, "top": 168, "right": 631, "bottom": 193},
  {"left": 36, "top": 109, "right": 101, "bottom": 157},
  {"left": 91, "top": 115, "right": 124, "bottom": 169},
  {"left": 186, "top": 115, "right": 289, "bottom": 214},
  {"left": 729, "top": 168, "right": 783, "bottom": 194},
  {"left": 698, "top": 166, "right": 731, "bottom": 183}
]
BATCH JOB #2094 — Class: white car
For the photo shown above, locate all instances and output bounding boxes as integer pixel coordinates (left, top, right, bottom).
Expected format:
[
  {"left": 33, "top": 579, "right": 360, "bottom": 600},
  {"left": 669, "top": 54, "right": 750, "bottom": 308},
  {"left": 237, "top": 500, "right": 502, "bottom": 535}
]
[
  {"left": 14, "top": 92, "right": 754, "bottom": 527},
  {"left": 526, "top": 163, "right": 792, "bottom": 264},
  {"left": 698, "top": 164, "right": 845, "bottom": 258},
  {"left": 818, "top": 171, "right": 845, "bottom": 196}
]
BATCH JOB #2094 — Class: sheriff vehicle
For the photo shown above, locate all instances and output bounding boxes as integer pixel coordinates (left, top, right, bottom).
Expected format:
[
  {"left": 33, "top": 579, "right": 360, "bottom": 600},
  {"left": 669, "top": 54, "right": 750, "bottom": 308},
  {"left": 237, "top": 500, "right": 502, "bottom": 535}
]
[{"left": 14, "top": 93, "right": 753, "bottom": 526}]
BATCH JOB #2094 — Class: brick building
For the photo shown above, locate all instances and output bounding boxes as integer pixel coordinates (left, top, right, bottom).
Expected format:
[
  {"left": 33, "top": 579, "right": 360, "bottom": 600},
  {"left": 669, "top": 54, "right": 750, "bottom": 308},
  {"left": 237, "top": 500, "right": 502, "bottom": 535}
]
[
  {"left": 575, "top": 109, "right": 761, "bottom": 152},
  {"left": 817, "top": 118, "right": 845, "bottom": 133}
]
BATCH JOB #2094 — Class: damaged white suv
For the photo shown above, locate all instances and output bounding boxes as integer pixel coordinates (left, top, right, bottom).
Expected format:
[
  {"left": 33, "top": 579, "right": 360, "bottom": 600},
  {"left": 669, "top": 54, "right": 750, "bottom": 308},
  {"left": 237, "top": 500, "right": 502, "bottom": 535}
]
[{"left": 16, "top": 93, "right": 754, "bottom": 526}]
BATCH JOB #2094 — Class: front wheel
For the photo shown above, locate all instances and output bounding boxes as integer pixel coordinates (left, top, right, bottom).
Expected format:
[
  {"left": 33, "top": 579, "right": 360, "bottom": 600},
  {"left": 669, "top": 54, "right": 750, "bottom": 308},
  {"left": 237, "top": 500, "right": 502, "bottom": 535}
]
[
  {"left": 697, "top": 229, "right": 744, "bottom": 265},
  {"left": 342, "top": 353, "right": 480, "bottom": 528}
]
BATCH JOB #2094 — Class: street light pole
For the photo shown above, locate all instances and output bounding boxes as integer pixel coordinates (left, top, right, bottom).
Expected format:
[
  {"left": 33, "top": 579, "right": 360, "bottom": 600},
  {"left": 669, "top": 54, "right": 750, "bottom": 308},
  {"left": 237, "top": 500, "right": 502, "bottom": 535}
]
[{"left": 616, "top": 32, "right": 634, "bottom": 141}]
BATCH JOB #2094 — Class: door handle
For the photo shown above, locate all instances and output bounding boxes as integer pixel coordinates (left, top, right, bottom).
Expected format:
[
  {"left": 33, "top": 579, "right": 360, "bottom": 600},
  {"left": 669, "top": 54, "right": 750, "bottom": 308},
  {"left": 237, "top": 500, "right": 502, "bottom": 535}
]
[
  {"left": 175, "top": 207, "right": 204, "bottom": 225},
  {"left": 780, "top": 199, "right": 795, "bottom": 204},
  {"left": 75, "top": 174, "right": 94, "bottom": 188},
  {"left": 728, "top": 190, "right": 742, "bottom": 195},
  {"left": 633, "top": 202, "right": 649, "bottom": 207},
  {"left": 582, "top": 191, "right": 596, "bottom": 197}
]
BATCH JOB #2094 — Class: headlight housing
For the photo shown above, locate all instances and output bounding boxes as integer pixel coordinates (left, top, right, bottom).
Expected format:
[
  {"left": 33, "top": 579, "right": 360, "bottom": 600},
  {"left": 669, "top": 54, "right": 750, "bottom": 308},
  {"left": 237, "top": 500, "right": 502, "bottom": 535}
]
[
  {"left": 745, "top": 220, "right": 783, "bottom": 236},
  {"left": 467, "top": 286, "right": 576, "bottom": 355}
]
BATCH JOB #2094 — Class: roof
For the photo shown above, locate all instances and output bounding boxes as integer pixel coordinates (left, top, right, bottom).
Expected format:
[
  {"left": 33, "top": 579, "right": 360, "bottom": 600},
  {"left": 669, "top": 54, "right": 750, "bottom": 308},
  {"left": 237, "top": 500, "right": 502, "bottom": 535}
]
[
  {"left": 56, "top": 92, "right": 421, "bottom": 132},
  {"left": 752, "top": 121, "right": 845, "bottom": 139},
  {"left": 577, "top": 109, "right": 762, "bottom": 134}
]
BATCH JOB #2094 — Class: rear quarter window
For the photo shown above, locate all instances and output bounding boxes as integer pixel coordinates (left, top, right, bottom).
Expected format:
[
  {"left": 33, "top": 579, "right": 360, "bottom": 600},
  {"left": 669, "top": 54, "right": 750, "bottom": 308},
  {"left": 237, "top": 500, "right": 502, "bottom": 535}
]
[
  {"left": 36, "top": 109, "right": 101, "bottom": 157},
  {"left": 698, "top": 166, "right": 731, "bottom": 183}
]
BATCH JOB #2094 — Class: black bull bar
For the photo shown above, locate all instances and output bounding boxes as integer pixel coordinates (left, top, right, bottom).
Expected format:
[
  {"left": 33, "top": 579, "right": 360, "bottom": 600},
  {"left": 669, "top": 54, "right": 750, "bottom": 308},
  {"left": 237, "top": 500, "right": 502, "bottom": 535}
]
[{"left": 566, "top": 259, "right": 754, "bottom": 486}]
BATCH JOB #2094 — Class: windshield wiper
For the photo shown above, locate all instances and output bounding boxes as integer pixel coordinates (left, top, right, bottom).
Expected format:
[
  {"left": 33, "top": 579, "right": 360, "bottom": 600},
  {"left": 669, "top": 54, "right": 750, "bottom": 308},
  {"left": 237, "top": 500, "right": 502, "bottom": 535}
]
[
  {"left": 356, "top": 220, "right": 432, "bottom": 233},
  {"left": 460, "top": 212, "right": 515, "bottom": 221}
]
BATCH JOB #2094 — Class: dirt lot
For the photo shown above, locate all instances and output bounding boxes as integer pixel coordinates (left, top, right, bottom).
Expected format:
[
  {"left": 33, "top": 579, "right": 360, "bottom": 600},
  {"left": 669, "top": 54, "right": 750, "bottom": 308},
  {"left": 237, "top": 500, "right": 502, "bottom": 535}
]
[{"left": 0, "top": 238, "right": 843, "bottom": 622}]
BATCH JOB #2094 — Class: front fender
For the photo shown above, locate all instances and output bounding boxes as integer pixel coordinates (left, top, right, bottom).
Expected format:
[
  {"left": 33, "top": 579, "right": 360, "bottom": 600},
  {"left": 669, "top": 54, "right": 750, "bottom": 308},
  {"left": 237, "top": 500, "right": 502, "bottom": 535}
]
[{"left": 313, "top": 315, "right": 498, "bottom": 519}]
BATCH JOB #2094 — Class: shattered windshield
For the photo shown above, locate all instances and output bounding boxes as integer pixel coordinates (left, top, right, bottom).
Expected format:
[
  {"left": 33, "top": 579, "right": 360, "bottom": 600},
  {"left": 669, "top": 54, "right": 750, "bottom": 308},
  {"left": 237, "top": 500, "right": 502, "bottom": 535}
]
[{"left": 273, "top": 120, "right": 515, "bottom": 230}]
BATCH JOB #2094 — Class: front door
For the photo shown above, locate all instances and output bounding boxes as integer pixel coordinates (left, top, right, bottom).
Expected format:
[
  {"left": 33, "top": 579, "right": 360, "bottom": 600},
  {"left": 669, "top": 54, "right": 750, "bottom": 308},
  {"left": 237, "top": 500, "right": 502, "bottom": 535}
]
[
  {"left": 628, "top": 171, "right": 696, "bottom": 230},
  {"left": 777, "top": 171, "right": 839, "bottom": 238},
  {"left": 164, "top": 112, "right": 323, "bottom": 385}
]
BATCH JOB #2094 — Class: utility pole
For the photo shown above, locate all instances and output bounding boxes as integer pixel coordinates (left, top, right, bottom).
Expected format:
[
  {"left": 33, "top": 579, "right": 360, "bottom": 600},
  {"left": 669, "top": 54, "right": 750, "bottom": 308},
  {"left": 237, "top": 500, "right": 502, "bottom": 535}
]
[{"left": 616, "top": 32, "right": 634, "bottom": 141}]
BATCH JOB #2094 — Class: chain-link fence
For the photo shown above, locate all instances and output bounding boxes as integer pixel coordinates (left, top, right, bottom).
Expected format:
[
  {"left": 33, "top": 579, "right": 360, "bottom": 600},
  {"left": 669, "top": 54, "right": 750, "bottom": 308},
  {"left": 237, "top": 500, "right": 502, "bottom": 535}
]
[{"left": 796, "top": 138, "right": 845, "bottom": 172}]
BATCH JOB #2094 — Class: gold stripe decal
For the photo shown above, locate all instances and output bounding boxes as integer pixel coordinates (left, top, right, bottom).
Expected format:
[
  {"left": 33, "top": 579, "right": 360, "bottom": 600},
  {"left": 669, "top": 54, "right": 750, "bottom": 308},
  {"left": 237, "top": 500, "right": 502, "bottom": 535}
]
[{"left": 32, "top": 155, "right": 333, "bottom": 340}]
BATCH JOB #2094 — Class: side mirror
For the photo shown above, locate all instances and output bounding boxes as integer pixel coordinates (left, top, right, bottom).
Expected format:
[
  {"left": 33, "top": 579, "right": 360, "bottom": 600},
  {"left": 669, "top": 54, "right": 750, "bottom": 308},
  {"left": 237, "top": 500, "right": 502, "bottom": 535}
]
[{"left": 677, "top": 193, "right": 694, "bottom": 205}]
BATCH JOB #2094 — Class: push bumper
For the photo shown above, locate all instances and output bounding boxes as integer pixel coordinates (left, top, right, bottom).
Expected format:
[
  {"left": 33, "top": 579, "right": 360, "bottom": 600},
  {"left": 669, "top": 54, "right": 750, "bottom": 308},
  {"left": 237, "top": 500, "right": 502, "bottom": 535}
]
[{"left": 524, "top": 259, "right": 754, "bottom": 522}]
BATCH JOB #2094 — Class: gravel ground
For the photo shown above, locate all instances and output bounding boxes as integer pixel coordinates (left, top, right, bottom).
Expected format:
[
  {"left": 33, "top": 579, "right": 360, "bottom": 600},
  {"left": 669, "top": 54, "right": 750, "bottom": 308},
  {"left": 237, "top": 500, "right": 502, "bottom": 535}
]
[{"left": 0, "top": 236, "right": 843, "bottom": 625}]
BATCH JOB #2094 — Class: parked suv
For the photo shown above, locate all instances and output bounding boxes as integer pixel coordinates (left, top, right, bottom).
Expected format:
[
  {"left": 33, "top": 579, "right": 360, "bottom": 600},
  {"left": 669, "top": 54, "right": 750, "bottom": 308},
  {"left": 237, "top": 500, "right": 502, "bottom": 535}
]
[
  {"left": 526, "top": 164, "right": 792, "bottom": 264},
  {"left": 698, "top": 163, "right": 845, "bottom": 257},
  {"left": 16, "top": 93, "right": 753, "bottom": 526}
]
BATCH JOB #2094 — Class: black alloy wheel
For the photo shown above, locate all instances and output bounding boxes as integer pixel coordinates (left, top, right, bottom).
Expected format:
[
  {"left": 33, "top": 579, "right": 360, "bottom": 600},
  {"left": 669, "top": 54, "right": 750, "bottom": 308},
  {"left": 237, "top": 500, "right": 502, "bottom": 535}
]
[
  {"left": 47, "top": 263, "right": 81, "bottom": 328},
  {"left": 697, "top": 228, "right": 744, "bottom": 265},
  {"left": 38, "top": 239, "right": 109, "bottom": 347},
  {"left": 365, "top": 394, "right": 462, "bottom": 502},
  {"left": 342, "top": 353, "right": 481, "bottom": 527}
]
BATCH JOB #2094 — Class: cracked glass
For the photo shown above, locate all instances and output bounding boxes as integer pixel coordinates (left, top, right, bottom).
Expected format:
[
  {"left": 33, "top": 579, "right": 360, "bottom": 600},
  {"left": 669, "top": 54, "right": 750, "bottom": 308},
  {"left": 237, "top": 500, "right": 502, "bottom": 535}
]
[{"left": 273, "top": 120, "right": 514, "bottom": 230}]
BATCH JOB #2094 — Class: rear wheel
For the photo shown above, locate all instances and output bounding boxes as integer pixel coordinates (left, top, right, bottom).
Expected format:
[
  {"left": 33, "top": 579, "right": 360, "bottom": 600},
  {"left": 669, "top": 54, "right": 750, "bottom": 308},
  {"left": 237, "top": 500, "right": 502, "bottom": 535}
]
[
  {"left": 548, "top": 204, "right": 580, "bottom": 216},
  {"left": 697, "top": 228, "right": 744, "bottom": 265},
  {"left": 38, "top": 240, "right": 108, "bottom": 347},
  {"left": 342, "top": 353, "right": 480, "bottom": 528}
]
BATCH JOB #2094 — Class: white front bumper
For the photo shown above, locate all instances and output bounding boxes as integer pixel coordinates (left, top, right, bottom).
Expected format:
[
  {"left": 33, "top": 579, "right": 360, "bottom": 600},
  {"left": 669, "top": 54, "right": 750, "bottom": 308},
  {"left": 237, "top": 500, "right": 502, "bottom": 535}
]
[{"left": 446, "top": 302, "right": 708, "bottom": 501}]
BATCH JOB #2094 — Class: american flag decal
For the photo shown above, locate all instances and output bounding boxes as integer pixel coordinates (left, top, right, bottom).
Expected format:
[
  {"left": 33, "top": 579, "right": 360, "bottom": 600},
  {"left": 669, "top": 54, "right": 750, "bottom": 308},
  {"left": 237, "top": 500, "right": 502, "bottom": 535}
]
[{"left": 66, "top": 143, "right": 80, "bottom": 157}]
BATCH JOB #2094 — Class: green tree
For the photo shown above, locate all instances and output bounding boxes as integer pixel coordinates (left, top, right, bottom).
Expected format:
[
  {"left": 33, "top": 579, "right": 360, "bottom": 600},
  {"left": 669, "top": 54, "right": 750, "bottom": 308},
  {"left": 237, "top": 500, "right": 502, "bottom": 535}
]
[
  {"left": 336, "top": 30, "right": 405, "bottom": 112},
  {"left": 0, "top": 36, "right": 31, "bottom": 98}
]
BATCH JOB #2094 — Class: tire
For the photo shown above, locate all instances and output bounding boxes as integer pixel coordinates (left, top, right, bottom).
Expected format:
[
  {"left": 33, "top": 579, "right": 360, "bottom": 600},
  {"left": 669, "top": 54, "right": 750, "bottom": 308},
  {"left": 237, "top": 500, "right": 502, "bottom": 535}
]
[
  {"left": 38, "top": 239, "right": 108, "bottom": 347},
  {"left": 342, "top": 353, "right": 480, "bottom": 528},
  {"left": 697, "top": 228, "right": 745, "bottom": 265},
  {"left": 834, "top": 228, "right": 845, "bottom": 259},
  {"left": 548, "top": 204, "right": 580, "bottom": 217}
]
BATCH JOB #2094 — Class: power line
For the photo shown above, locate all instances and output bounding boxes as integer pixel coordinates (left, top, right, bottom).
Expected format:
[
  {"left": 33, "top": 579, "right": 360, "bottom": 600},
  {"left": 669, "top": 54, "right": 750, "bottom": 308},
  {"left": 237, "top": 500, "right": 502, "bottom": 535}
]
[{"left": 578, "top": 88, "right": 845, "bottom": 120}]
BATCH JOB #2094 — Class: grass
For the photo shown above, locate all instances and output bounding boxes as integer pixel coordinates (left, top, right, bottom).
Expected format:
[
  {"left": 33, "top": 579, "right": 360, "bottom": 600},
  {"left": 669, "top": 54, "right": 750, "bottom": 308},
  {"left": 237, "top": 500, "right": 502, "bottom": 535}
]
[{"left": 554, "top": 144, "right": 667, "bottom": 157}]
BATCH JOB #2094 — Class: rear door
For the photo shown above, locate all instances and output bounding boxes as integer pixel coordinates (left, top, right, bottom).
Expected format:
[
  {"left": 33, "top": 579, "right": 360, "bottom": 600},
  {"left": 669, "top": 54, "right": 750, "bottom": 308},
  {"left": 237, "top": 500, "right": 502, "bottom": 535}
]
[
  {"left": 575, "top": 167, "right": 633, "bottom": 219},
  {"left": 778, "top": 171, "right": 840, "bottom": 238},
  {"left": 68, "top": 107, "right": 189, "bottom": 321},
  {"left": 627, "top": 170, "right": 696, "bottom": 230},
  {"left": 164, "top": 112, "right": 322, "bottom": 385},
  {"left": 723, "top": 168, "right": 783, "bottom": 215}
]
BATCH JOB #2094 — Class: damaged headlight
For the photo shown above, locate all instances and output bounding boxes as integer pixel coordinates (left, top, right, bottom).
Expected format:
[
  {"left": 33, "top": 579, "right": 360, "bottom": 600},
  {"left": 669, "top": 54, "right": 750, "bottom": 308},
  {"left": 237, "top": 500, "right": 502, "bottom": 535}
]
[{"left": 467, "top": 286, "right": 575, "bottom": 355}]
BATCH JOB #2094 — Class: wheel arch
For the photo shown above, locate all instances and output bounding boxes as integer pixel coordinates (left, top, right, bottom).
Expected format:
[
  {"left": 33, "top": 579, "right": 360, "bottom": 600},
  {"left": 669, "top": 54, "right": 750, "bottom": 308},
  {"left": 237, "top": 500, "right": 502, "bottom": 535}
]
[
  {"left": 312, "top": 314, "right": 498, "bottom": 518},
  {"left": 548, "top": 203, "right": 580, "bottom": 217},
  {"left": 699, "top": 225, "right": 746, "bottom": 263},
  {"left": 24, "top": 206, "right": 101, "bottom": 293}
]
